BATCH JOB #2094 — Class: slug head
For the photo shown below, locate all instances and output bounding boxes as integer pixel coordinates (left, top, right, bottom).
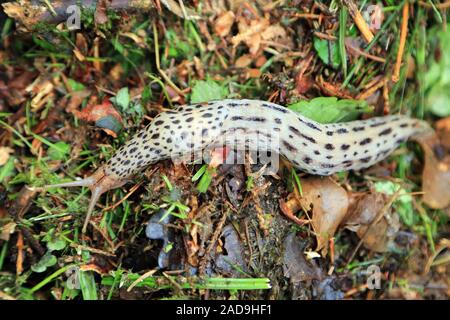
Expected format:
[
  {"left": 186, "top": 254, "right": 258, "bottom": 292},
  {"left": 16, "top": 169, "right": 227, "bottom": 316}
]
[{"left": 44, "top": 167, "right": 127, "bottom": 233}]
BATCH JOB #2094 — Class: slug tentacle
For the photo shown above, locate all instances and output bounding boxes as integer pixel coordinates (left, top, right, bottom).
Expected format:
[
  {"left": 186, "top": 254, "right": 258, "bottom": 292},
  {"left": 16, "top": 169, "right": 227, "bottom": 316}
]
[
  {"left": 44, "top": 167, "right": 128, "bottom": 233},
  {"left": 42, "top": 99, "right": 432, "bottom": 231}
]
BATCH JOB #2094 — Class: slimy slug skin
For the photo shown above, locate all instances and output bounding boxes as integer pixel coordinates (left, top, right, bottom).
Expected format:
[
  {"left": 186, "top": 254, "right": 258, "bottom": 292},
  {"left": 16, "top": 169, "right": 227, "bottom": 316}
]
[{"left": 44, "top": 99, "right": 431, "bottom": 232}]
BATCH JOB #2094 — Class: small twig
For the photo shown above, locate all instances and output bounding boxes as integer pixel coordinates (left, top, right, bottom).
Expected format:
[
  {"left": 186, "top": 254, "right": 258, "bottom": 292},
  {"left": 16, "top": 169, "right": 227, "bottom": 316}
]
[
  {"left": 127, "top": 269, "right": 158, "bottom": 292},
  {"left": 198, "top": 209, "right": 228, "bottom": 276},
  {"left": 343, "top": 0, "right": 374, "bottom": 43},
  {"left": 16, "top": 232, "right": 24, "bottom": 275},
  {"left": 294, "top": 13, "right": 323, "bottom": 19},
  {"left": 152, "top": 21, "right": 184, "bottom": 96},
  {"left": 313, "top": 31, "right": 337, "bottom": 41},
  {"left": 346, "top": 43, "right": 386, "bottom": 63},
  {"left": 69, "top": 243, "right": 116, "bottom": 257},
  {"left": 418, "top": 1, "right": 450, "bottom": 9},
  {"left": 102, "top": 181, "right": 143, "bottom": 213},
  {"left": 357, "top": 76, "right": 386, "bottom": 100},
  {"left": 392, "top": 2, "right": 409, "bottom": 83},
  {"left": 41, "top": 0, "right": 57, "bottom": 16}
]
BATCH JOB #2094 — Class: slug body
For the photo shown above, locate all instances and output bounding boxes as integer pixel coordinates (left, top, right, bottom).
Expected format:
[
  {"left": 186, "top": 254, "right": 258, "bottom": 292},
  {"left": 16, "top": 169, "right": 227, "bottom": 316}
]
[{"left": 45, "top": 99, "right": 431, "bottom": 231}]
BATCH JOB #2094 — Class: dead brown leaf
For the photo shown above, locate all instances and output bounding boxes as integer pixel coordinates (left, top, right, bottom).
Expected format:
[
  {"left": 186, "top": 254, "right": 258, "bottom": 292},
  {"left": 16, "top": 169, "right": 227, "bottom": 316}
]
[
  {"left": 95, "top": 0, "right": 109, "bottom": 25},
  {"left": 415, "top": 132, "right": 450, "bottom": 209},
  {"left": 232, "top": 17, "right": 270, "bottom": 54},
  {"left": 283, "top": 233, "right": 322, "bottom": 283},
  {"left": 0, "top": 147, "right": 13, "bottom": 166},
  {"left": 436, "top": 117, "right": 450, "bottom": 150},
  {"left": 74, "top": 97, "right": 122, "bottom": 124},
  {"left": 297, "top": 177, "right": 349, "bottom": 254},
  {"left": 344, "top": 193, "right": 400, "bottom": 252},
  {"left": 65, "top": 90, "right": 91, "bottom": 114},
  {"left": 235, "top": 54, "right": 253, "bottom": 68},
  {"left": 214, "top": 11, "right": 235, "bottom": 37}
]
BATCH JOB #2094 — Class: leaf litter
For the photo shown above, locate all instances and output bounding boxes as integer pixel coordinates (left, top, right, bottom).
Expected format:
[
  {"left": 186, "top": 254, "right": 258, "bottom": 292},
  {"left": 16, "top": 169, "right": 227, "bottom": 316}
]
[{"left": 0, "top": 0, "right": 448, "bottom": 300}]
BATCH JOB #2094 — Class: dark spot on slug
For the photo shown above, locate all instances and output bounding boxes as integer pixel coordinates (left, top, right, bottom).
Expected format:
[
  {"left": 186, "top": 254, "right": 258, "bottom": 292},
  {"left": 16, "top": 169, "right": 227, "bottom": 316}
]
[
  {"left": 370, "top": 121, "right": 386, "bottom": 127},
  {"left": 129, "top": 147, "right": 138, "bottom": 154},
  {"left": 325, "top": 143, "right": 334, "bottom": 150},
  {"left": 326, "top": 131, "right": 334, "bottom": 136},
  {"left": 262, "top": 103, "right": 288, "bottom": 113},
  {"left": 274, "top": 118, "right": 282, "bottom": 124},
  {"left": 353, "top": 126, "right": 365, "bottom": 132},
  {"left": 359, "top": 138, "right": 372, "bottom": 145},
  {"left": 341, "top": 144, "right": 350, "bottom": 150},
  {"left": 360, "top": 156, "right": 372, "bottom": 163},
  {"left": 379, "top": 128, "right": 392, "bottom": 136},
  {"left": 304, "top": 121, "right": 322, "bottom": 132},
  {"left": 248, "top": 116, "right": 266, "bottom": 122},
  {"left": 202, "top": 113, "right": 213, "bottom": 118},
  {"left": 337, "top": 128, "right": 348, "bottom": 134},
  {"left": 303, "top": 157, "right": 312, "bottom": 164},
  {"left": 151, "top": 133, "right": 160, "bottom": 139},
  {"left": 282, "top": 140, "right": 298, "bottom": 152}
]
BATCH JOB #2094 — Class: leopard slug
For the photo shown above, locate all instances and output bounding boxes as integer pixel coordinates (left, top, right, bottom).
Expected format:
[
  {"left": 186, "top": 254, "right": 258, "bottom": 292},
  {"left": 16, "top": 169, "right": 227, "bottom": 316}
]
[{"left": 44, "top": 99, "right": 431, "bottom": 232}]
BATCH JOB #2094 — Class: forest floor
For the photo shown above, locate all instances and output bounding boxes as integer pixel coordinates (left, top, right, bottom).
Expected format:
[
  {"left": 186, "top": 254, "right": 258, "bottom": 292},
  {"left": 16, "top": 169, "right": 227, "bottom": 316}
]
[{"left": 0, "top": 0, "right": 449, "bottom": 300}]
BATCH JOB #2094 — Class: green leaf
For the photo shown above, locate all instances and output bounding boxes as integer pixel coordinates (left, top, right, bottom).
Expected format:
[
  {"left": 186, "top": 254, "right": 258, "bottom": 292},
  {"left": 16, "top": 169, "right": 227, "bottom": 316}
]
[
  {"left": 190, "top": 80, "right": 228, "bottom": 104},
  {"left": 48, "top": 141, "right": 70, "bottom": 161},
  {"left": 47, "top": 238, "right": 67, "bottom": 251},
  {"left": 288, "top": 97, "right": 372, "bottom": 123},
  {"left": 0, "top": 157, "right": 16, "bottom": 183},
  {"left": 115, "top": 87, "right": 130, "bottom": 110},
  {"left": 313, "top": 37, "right": 341, "bottom": 69},
  {"left": 427, "top": 84, "right": 450, "bottom": 117},
  {"left": 79, "top": 271, "right": 98, "bottom": 300},
  {"left": 141, "top": 85, "right": 152, "bottom": 105},
  {"left": 424, "top": 23, "right": 450, "bottom": 117},
  {"left": 31, "top": 252, "right": 57, "bottom": 273},
  {"left": 67, "top": 79, "right": 86, "bottom": 92},
  {"left": 193, "top": 165, "right": 215, "bottom": 193},
  {"left": 374, "top": 181, "right": 415, "bottom": 226},
  {"left": 191, "top": 164, "right": 207, "bottom": 182}
]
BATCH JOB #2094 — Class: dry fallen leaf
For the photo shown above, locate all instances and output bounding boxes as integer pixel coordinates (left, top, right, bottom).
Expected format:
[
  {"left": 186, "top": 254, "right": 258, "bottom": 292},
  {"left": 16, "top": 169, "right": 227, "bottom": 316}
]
[
  {"left": 0, "top": 147, "right": 14, "bottom": 166},
  {"left": 214, "top": 11, "right": 235, "bottom": 37},
  {"left": 283, "top": 233, "right": 322, "bottom": 283},
  {"left": 75, "top": 98, "right": 123, "bottom": 124},
  {"left": 0, "top": 222, "right": 17, "bottom": 241},
  {"left": 415, "top": 132, "right": 450, "bottom": 209},
  {"left": 235, "top": 54, "right": 253, "bottom": 68},
  {"left": 296, "top": 177, "right": 349, "bottom": 254},
  {"left": 435, "top": 117, "right": 450, "bottom": 150},
  {"left": 65, "top": 90, "right": 91, "bottom": 114},
  {"left": 344, "top": 192, "right": 399, "bottom": 252},
  {"left": 232, "top": 17, "right": 270, "bottom": 54}
]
